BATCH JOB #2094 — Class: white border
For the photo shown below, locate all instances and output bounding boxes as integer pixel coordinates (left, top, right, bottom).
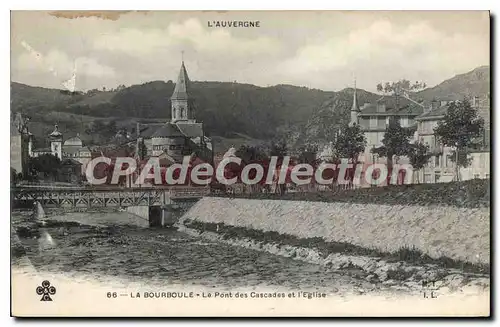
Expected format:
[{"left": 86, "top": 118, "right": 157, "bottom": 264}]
[{"left": 3, "top": 1, "right": 497, "bottom": 325}]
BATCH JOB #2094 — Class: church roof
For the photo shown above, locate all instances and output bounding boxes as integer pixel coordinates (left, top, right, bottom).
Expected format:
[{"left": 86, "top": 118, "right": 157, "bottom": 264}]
[
  {"left": 138, "top": 123, "right": 165, "bottom": 138},
  {"left": 171, "top": 61, "right": 190, "bottom": 100},
  {"left": 152, "top": 123, "right": 185, "bottom": 138},
  {"left": 176, "top": 122, "right": 204, "bottom": 138}
]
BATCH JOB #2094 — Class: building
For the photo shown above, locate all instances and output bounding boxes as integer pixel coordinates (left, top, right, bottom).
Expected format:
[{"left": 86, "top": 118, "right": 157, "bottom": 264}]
[
  {"left": 350, "top": 86, "right": 424, "bottom": 164},
  {"left": 30, "top": 126, "right": 92, "bottom": 175},
  {"left": 10, "top": 113, "right": 31, "bottom": 177},
  {"left": 414, "top": 96, "right": 490, "bottom": 183},
  {"left": 136, "top": 61, "right": 213, "bottom": 164}
]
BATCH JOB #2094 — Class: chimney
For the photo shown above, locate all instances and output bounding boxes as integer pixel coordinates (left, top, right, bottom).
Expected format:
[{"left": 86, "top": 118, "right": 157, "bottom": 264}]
[
  {"left": 472, "top": 96, "right": 479, "bottom": 108},
  {"left": 377, "top": 101, "right": 386, "bottom": 113},
  {"left": 431, "top": 99, "right": 439, "bottom": 111}
]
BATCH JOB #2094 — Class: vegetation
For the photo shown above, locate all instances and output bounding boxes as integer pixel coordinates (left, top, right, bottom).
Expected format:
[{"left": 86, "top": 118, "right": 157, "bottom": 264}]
[
  {"left": 210, "top": 179, "right": 490, "bottom": 208},
  {"left": 376, "top": 79, "right": 427, "bottom": 109},
  {"left": 28, "top": 154, "right": 61, "bottom": 180},
  {"left": 371, "top": 119, "right": 413, "bottom": 180},
  {"left": 333, "top": 124, "right": 366, "bottom": 163},
  {"left": 434, "top": 99, "right": 485, "bottom": 181},
  {"left": 11, "top": 66, "right": 489, "bottom": 152},
  {"left": 183, "top": 219, "right": 488, "bottom": 274},
  {"left": 407, "top": 142, "right": 432, "bottom": 184}
]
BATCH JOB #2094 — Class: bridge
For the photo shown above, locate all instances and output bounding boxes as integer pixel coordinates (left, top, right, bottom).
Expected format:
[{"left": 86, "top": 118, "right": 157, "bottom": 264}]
[{"left": 11, "top": 186, "right": 210, "bottom": 209}]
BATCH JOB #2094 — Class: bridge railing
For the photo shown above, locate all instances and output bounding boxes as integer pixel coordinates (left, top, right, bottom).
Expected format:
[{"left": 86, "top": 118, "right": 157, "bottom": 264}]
[{"left": 11, "top": 186, "right": 210, "bottom": 208}]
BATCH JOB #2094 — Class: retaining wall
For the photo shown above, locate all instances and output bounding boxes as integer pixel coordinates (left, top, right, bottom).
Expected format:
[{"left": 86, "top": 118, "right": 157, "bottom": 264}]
[{"left": 181, "top": 197, "right": 489, "bottom": 265}]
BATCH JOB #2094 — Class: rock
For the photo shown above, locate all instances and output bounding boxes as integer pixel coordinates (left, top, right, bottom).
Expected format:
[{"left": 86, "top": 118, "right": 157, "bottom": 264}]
[
  {"left": 444, "top": 274, "right": 466, "bottom": 288},
  {"left": 377, "top": 272, "right": 388, "bottom": 281},
  {"left": 403, "top": 281, "right": 420, "bottom": 290},
  {"left": 382, "top": 279, "right": 397, "bottom": 286},
  {"left": 366, "top": 274, "right": 376, "bottom": 282},
  {"left": 434, "top": 280, "right": 444, "bottom": 288}
]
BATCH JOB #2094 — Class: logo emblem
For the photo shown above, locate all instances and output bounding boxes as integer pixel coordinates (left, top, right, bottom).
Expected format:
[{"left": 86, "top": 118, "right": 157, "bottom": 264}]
[{"left": 36, "top": 280, "right": 56, "bottom": 301}]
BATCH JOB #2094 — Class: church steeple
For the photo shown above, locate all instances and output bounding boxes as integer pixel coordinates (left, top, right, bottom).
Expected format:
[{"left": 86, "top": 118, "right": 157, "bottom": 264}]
[
  {"left": 171, "top": 60, "right": 192, "bottom": 122},
  {"left": 349, "top": 78, "right": 360, "bottom": 126}
]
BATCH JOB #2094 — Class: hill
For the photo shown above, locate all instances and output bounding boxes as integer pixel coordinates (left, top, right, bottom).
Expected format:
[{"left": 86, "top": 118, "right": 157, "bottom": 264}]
[
  {"left": 416, "top": 66, "right": 490, "bottom": 102},
  {"left": 11, "top": 65, "right": 490, "bottom": 152},
  {"left": 11, "top": 80, "right": 337, "bottom": 149}
]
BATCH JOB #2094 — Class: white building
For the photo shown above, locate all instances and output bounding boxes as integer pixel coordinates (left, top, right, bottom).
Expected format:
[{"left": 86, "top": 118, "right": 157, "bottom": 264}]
[{"left": 414, "top": 97, "right": 490, "bottom": 183}]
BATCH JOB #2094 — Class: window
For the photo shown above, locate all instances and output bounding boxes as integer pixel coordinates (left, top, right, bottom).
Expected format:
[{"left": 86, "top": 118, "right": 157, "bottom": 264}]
[
  {"left": 479, "top": 154, "right": 485, "bottom": 169},
  {"left": 369, "top": 116, "right": 378, "bottom": 129},
  {"left": 435, "top": 173, "right": 441, "bottom": 183},
  {"left": 400, "top": 117, "right": 408, "bottom": 127},
  {"left": 434, "top": 156, "right": 440, "bottom": 168}
]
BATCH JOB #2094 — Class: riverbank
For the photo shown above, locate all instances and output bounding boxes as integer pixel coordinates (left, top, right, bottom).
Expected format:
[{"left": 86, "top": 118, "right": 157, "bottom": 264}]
[
  {"left": 179, "top": 219, "right": 489, "bottom": 292},
  {"left": 181, "top": 197, "right": 489, "bottom": 265}
]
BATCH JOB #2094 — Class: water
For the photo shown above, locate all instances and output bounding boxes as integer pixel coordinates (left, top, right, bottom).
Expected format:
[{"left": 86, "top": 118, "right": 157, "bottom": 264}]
[{"left": 11, "top": 211, "right": 392, "bottom": 294}]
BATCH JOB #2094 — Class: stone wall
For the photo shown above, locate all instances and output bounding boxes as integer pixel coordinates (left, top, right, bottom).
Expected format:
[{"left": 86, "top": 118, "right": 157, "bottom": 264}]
[{"left": 181, "top": 194, "right": 489, "bottom": 265}]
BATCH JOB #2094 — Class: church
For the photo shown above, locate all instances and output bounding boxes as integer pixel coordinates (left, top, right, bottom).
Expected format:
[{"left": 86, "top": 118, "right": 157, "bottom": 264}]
[{"left": 135, "top": 61, "right": 213, "bottom": 164}]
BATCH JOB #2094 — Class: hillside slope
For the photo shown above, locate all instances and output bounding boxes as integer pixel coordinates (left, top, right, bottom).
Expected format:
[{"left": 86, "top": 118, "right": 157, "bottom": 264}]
[{"left": 11, "top": 65, "right": 490, "bottom": 150}]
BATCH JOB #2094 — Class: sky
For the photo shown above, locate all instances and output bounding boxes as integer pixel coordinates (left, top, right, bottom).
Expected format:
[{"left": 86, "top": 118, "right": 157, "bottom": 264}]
[{"left": 11, "top": 11, "right": 490, "bottom": 92}]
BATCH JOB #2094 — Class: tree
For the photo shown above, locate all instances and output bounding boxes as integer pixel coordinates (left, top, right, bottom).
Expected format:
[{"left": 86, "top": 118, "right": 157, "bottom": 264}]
[
  {"left": 434, "top": 99, "right": 484, "bottom": 181},
  {"left": 235, "top": 145, "right": 269, "bottom": 164},
  {"left": 269, "top": 141, "right": 288, "bottom": 161},
  {"left": 107, "top": 121, "right": 118, "bottom": 136},
  {"left": 28, "top": 154, "right": 61, "bottom": 180},
  {"left": 269, "top": 141, "right": 288, "bottom": 194},
  {"left": 408, "top": 141, "right": 431, "bottom": 184},
  {"left": 297, "top": 144, "right": 319, "bottom": 165},
  {"left": 376, "top": 79, "right": 427, "bottom": 109},
  {"left": 371, "top": 119, "right": 413, "bottom": 182},
  {"left": 334, "top": 124, "right": 367, "bottom": 163}
]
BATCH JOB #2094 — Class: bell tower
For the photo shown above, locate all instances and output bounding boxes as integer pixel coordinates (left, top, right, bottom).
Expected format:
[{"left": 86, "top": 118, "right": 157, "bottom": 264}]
[
  {"left": 171, "top": 60, "right": 193, "bottom": 123},
  {"left": 349, "top": 79, "right": 360, "bottom": 126},
  {"left": 49, "top": 124, "right": 63, "bottom": 160}
]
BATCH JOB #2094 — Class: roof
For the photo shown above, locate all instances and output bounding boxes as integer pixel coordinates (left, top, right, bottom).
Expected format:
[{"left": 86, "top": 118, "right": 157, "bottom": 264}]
[
  {"left": 138, "top": 123, "right": 165, "bottom": 138},
  {"left": 49, "top": 125, "right": 62, "bottom": 138},
  {"left": 63, "top": 145, "right": 91, "bottom": 155},
  {"left": 171, "top": 61, "right": 190, "bottom": 101},
  {"left": 415, "top": 104, "right": 448, "bottom": 120},
  {"left": 138, "top": 121, "right": 204, "bottom": 139},
  {"left": 358, "top": 103, "right": 424, "bottom": 116},
  {"left": 152, "top": 123, "right": 185, "bottom": 138},
  {"left": 176, "top": 122, "right": 204, "bottom": 138},
  {"left": 64, "top": 136, "right": 83, "bottom": 146}
]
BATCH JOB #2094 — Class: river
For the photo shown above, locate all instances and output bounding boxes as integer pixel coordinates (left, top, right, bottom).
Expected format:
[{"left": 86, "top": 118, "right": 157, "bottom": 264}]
[{"left": 11, "top": 210, "right": 393, "bottom": 296}]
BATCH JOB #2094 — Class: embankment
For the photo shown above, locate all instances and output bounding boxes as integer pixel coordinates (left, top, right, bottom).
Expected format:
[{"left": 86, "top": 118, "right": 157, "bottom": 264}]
[{"left": 180, "top": 180, "right": 490, "bottom": 266}]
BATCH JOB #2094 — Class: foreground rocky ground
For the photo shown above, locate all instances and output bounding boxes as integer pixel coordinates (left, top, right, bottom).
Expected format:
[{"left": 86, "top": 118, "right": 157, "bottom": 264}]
[
  {"left": 180, "top": 219, "right": 490, "bottom": 295},
  {"left": 11, "top": 212, "right": 389, "bottom": 295},
  {"left": 12, "top": 210, "right": 489, "bottom": 299}
]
